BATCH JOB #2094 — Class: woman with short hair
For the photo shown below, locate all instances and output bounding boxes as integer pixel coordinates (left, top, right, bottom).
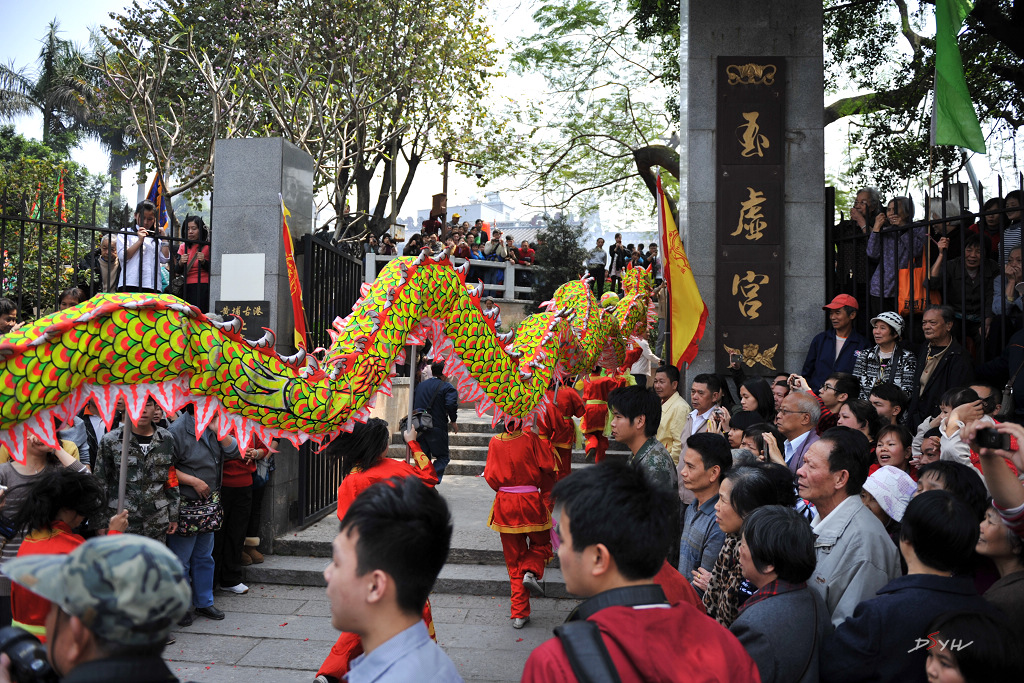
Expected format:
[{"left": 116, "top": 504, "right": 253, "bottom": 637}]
[
  {"left": 696, "top": 463, "right": 798, "bottom": 627},
  {"left": 866, "top": 196, "right": 927, "bottom": 310},
  {"left": 730, "top": 505, "right": 829, "bottom": 683}
]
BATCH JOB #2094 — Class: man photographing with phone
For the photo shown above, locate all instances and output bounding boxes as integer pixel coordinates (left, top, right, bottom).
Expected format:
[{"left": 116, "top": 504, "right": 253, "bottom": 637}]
[{"left": 116, "top": 200, "right": 170, "bottom": 294}]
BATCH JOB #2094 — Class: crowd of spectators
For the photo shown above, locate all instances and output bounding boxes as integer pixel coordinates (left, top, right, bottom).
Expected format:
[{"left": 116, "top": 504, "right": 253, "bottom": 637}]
[
  {"left": 610, "top": 200, "right": 1024, "bottom": 679},
  {"left": 585, "top": 233, "right": 663, "bottom": 298},
  {"left": 361, "top": 214, "right": 541, "bottom": 298},
  {"left": 835, "top": 186, "right": 1023, "bottom": 362},
  {"left": 519, "top": 338, "right": 1024, "bottom": 681}
]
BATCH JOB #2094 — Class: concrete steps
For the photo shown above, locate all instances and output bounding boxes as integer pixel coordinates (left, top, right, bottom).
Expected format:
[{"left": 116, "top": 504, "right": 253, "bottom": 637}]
[
  {"left": 258, "top": 460, "right": 578, "bottom": 598},
  {"left": 255, "top": 413, "right": 624, "bottom": 600},
  {"left": 246, "top": 554, "right": 572, "bottom": 598}
]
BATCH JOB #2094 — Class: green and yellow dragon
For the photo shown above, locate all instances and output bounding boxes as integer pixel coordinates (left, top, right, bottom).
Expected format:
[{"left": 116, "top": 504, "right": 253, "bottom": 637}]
[{"left": 0, "top": 252, "right": 653, "bottom": 461}]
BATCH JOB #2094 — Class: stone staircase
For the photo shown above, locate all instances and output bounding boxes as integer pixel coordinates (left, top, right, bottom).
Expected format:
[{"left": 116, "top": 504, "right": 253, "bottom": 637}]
[{"left": 246, "top": 410, "right": 628, "bottom": 600}]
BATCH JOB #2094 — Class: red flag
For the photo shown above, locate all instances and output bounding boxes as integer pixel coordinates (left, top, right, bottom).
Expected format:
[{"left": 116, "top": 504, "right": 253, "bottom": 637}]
[
  {"left": 281, "top": 198, "right": 308, "bottom": 350},
  {"left": 54, "top": 168, "right": 67, "bottom": 222}
]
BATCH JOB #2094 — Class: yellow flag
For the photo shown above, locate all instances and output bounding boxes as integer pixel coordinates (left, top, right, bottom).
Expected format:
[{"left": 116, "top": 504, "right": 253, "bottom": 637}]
[{"left": 657, "top": 177, "right": 707, "bottom": 368}]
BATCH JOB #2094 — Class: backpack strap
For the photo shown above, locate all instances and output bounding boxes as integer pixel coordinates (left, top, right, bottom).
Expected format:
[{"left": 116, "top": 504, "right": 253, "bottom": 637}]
[
  {"left": 566, "top": 584, "right": 668, "bottom": 622},
  {"left": 553, "top": 621, "right": 622, "bottom": 683}
]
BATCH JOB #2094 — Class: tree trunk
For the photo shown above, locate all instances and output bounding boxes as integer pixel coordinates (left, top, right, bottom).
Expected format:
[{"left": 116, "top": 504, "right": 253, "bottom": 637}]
[
  {"left": 353, "top": 163, "right": 373, "bottom": 236},
  {"left": 633, "top": 144, "right": 679, "bottom": 218},
  {"left": 107, "top": 151, "right": 123, "bottom": 204}
]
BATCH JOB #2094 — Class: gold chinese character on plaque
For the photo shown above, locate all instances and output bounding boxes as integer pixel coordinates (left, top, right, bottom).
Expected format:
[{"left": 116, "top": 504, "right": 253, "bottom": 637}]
[
  {"left": 731, "top": 270, "right": 770, "bottom": 320},
  {"left": 736, "top": 112, "right": 769, "bottom": 158},
  {"left": 731, "top": 187, "right": 768, "bottom": 241},
  {"left": 253, "top": 306, "right": 263, "bottom": 316}
]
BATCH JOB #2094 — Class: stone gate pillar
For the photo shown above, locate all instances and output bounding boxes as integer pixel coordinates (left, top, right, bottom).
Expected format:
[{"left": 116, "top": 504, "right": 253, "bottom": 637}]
[
  {"left": 209, "top": 137, "right": 314, "bottom": 546},
  {"left": 682, "top": 1, "right": 825, "bottom": 382}
]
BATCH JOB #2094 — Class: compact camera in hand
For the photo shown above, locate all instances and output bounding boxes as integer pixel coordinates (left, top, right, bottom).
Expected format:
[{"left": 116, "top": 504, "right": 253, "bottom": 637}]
[{"left": 974, "top": 427, "right": 1012, "bottom": 450}]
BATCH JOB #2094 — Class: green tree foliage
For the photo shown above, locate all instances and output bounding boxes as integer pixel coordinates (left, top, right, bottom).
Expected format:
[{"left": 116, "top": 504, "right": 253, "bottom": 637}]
[
  {"left": 531, "top": 212, "right": 590, "bottom": 313},
  {"left": 823, "top": 0, "right": 1024, "bottom": 195},
  {"left": 629, "top": 0, "right": 679, "bottom": 118},
  {"left": 0, "top": 125, "right": 121, "bottom": 320},
  {"left": 0, "top": 21, "right": 94, "bottom": 155},
  {"left": 102, "top": 0, "right": 499, "bottom": 237},
  {"left": 473, "top": 0, "right": 678, "bottom": 219}
]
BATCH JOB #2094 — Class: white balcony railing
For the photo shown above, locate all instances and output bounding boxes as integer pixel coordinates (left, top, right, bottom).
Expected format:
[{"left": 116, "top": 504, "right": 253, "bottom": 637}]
[{"left": 364, "top": 254, "right": 535, "bottom": 302}]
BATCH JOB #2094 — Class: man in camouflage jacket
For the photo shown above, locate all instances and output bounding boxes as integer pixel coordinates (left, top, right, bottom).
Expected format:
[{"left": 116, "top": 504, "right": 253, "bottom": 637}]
[{"left": 94, "top": 398, "right": 179, "bottom": 542}]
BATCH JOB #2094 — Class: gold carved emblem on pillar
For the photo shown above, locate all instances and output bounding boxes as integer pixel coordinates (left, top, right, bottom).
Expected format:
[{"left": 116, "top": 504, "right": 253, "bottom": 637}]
[
  {"left": 723, "top": 343, "right": 779, "bottom": 370},
  {"left": 726, "top": 63, "right": 777, "bottom": 86}
]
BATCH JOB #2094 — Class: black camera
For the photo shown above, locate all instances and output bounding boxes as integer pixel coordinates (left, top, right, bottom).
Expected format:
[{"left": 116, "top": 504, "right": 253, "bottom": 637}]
[
  {"left": 0, "top": 626, "right": 57, "bottom": 682},
  {"left": 975, "top": 427, "right": 1011, "bottom": 450}
]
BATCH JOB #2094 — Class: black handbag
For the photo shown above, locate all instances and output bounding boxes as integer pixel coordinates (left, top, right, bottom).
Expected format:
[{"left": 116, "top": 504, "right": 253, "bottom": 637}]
[
  {"left": 176, "top": 490, "right": 223, "bottom": 537},
  {"left": 169, "top": 248, "right": 201, "bottom": 297},
  {"left": 398, "top": 381, "right": 444, "bottom": 434}
]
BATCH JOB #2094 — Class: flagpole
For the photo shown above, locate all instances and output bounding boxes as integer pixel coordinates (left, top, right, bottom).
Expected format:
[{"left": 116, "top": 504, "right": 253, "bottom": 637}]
[{"left": 405, "top": 344, "right": 418, "bottom": 465}]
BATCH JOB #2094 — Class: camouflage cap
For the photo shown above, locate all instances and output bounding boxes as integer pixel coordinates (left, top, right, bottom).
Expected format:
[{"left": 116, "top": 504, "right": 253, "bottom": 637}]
[{"left": 1, "top": 535, "right": 190, "bottom": 646}]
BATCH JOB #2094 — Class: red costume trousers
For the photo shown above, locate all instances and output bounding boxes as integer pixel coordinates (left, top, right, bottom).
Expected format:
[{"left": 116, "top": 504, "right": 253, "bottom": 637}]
[
  {"left": 317, "top": 599, "right": 436, "bottom": 678},
  {"left": 585, "top": 433, "right": 609, "bottom": 462},
  {"left": 500, "top": 531, "right": 551, "bottom": 619},
  {"left": 554, "top": 446, "right": 573, "bottom": 480}
]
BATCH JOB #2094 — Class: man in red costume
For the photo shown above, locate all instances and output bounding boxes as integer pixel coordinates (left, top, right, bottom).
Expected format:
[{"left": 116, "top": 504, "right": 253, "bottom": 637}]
[
  {"left": 522, "top": 459, "right": 760, "bottom": 682},
  {"left": 579, "top": 369, "right": 625, "bottom": 462},
  {"left": 484, "top": 421, "right": 556, "bottom": 629},
  {"left": 536, "top": 381, "right": 585, "bottom": 509},
  {"left": 315, "top": 419, "right": 439, "bottom": 683}
]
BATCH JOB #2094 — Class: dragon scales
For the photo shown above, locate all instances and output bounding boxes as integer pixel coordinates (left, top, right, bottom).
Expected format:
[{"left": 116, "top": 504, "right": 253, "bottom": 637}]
[{"left": 0, "top": 252, "right": 654, "bottom": 461}]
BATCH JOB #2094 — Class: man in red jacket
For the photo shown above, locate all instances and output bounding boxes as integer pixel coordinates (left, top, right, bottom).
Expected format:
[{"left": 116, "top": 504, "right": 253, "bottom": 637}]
[
  {"left": 579, "top": 369, "right": 625, "bottom": 462},
  {"left": 484, "top": 421, "right": 556, "bottom": 629},
  {"left": 538, "top": 382, "right": 584, "bottom": 482},
  {"left": 522, "top": 459, "right": 761, "bottom": 682}
]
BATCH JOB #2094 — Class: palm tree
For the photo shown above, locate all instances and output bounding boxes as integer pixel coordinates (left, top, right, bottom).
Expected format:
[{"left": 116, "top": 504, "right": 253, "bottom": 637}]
[
  {"left": 81, "top": 30, "right": 137, "bottom": 203},
  {"left": 0, "top": 20, "right": 93, "bottom": 155}
]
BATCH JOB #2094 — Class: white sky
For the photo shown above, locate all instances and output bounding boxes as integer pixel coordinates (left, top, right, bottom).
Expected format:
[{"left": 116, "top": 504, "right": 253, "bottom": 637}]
[
  {"left": 0, "top": 0, "right": 551, "bottom": 225},
  {"left": 1, "top": 1, "right": 1014, "bottom": 230}
]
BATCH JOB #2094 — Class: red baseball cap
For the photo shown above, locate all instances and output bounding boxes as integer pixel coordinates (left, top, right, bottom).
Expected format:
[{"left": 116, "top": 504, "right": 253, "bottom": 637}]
[{"left": 823, "top": 294, "right": 859, "bottom": 310}]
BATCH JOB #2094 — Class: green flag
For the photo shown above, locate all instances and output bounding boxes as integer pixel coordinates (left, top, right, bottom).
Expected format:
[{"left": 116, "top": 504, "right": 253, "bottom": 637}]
[{"left": 932, "top": 0, "right": 986, "bottom": 153}]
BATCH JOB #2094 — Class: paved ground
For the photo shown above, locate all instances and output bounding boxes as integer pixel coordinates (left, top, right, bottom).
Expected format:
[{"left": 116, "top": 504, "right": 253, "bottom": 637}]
[
  {"left": 165, "top": 584, "right": 576, "bottom": 682},
  {"left": 166, "top": 412, "right": 582, "bottom": 681}
]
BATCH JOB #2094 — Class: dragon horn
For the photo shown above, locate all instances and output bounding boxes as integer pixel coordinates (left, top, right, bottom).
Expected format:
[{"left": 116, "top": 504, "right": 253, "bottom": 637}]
[
  {"left": 279, "top": 346, "right": 306, "bottom": 366},
  {"left": 210, "top": 316, "right": 243, "bottom": 334},
  {"left": 245, "top": 328, "right": 277, "bottom": 349}
]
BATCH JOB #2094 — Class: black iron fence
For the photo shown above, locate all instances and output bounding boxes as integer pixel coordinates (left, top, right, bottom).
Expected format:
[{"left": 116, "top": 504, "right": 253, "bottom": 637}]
[
  {"left": 0, "top": 195, "right": 212, "bottom": 320},
  {"left": 826, "top": 173, "right": 1023, "bottom": 361},
  {"left": 294, "top": 233, "right": 363, "bottom": 525},
  {"left": 300, "top": 232, "right": 364, "bottom": 351}
]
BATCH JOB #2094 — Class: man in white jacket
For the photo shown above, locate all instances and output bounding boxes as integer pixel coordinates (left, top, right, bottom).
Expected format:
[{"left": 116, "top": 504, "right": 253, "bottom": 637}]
[{"left": 797, "top": 427, "right": 901, "bottom": 626}]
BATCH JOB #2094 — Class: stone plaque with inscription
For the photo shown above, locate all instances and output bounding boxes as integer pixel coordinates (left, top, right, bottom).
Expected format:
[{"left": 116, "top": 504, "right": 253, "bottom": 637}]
[
  {"left": 715, "top": 57, "right": 786, "bottom": 373},
  {"left": 214, "top": 300, "right": 272, "bottom": 338}
]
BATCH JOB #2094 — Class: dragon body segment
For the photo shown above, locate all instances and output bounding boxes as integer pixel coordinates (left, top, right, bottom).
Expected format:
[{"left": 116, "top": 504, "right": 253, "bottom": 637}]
[{"left": 0, "top": 252, "right": 653, "bottom": 461}]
